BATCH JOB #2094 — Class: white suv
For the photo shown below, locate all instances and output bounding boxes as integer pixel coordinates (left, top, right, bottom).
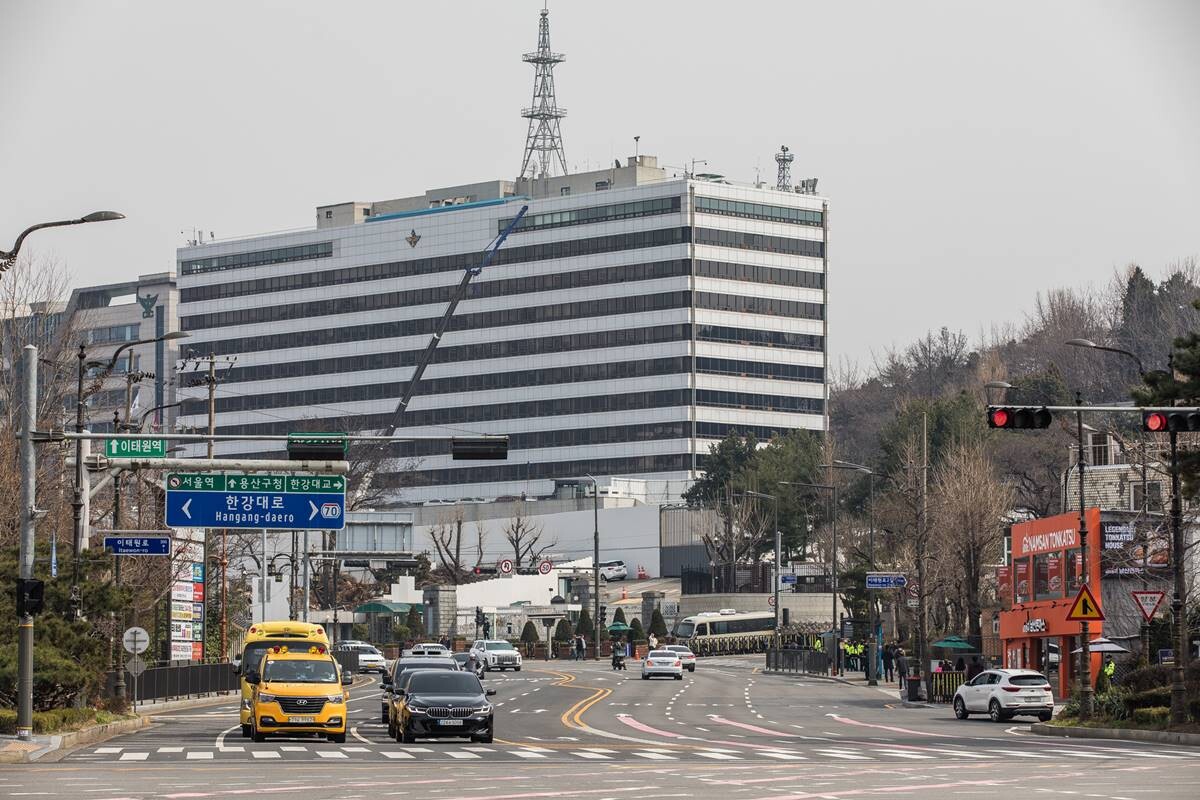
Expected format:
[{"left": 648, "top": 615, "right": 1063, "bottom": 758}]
[
  {"left": 599, "top": 560, "right": 628, "bottom": 582},
  {"left": 471, "top": 639, "right": 523, "bottom": 671},
  {"left": 953, "top": 669, "right": 1054, "bottom": 722}
]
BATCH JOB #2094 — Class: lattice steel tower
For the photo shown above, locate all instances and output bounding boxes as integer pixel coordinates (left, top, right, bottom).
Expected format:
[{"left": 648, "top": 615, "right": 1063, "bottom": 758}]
[
  {"left": 775, "top": 145, "right": 794, "bottom": 191},
  {"left": 519, "top": 8, "right": 568, "bottom": 180}
]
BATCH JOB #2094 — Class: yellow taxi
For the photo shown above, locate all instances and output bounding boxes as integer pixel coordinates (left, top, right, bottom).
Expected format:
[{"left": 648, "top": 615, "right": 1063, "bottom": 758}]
[
  {"left": 235, "top": 621, "right": 329, "bottom": 738},
  {"left": 245, "top": 644, "right": 351, "bottom": 743}
]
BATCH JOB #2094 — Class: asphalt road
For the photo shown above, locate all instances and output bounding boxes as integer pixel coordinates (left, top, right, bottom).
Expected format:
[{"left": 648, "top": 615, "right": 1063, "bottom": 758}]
[{"left": 4, "top": 655, "right": 1199, "bottom": 800}]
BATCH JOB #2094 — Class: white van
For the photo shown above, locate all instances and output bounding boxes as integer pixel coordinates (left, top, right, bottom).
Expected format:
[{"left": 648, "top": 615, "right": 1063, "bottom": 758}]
[{"left": 599, "top": 560, "right": 628, "bottom": 581}]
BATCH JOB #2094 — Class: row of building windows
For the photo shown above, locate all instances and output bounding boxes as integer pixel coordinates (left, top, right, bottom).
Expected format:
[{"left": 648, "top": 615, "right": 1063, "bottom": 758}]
[
  {"left": 231, "top": 421, "right": 694, "bottom": 462},
  {"left": 180, "top": 227, "right": 690, "bottom": 303},
  {"left": 186, "top": 291, "right": 694, "bottom": 357},
  {"left": 378, "top": 453, "right": 694, "bottom": 489},
  {"left": 695, "top": 227, "right": 824, "bottom": 259},
  {"left": 695, "top": 259, "right": 824, "bottom": 290},
  {"left": 86, "top": 323, "right": 141, "bottom": 345},
  {"left": 181, "top": 241, "right": 333, "bottom": 276},
  {"left": 501, "top": 196, "right": 681, "bottom": 234},
  {"left": 181, "top": 259, "right": 692, "bottom": 331},
  {"left": 185, "top": 356, "right": 694, "bottom": 417},
  {"left": 696, "top": 356, "right": 823, "bottom": 383},
  {"left": 696, "top": 421, "right": 809, "bottom": 441},
  {"left": 695, "top": 196, "right": 823, "bottom": 227},
  {"left": 197, "top": 388, "right": 824, "bottom": 439},
  {"left": 697, "top": 324, "right": 824, "bottom": 352},
  {"left": 696, "top": 291, "right": 824, "bottom": 321}
]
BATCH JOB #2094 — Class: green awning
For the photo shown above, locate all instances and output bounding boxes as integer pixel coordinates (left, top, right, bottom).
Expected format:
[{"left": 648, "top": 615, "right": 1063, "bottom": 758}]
[{"left": 355, "top": 601, "right": 419, "bottom": 614}]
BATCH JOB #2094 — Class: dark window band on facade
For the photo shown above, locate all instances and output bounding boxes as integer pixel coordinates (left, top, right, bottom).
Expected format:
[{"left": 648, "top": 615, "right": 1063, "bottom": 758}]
[
  {"left": 696, "top": 357, "right": 823, "bottom": 383},
  {"left": 182, "top": 357, "right": 693, "bottom": 417},
  {"left": 181, "top": 227, "right": 691, "bottom": 302},
  {"left": 217, "top": 324, "right": 693, "bottom": 385},
  {"left": 694, "top": 228, "right": 823, "bottom": 259},
  {"left": 181, "top": 259, "right": 691, "bottom": 331},
  {"left": 694, "top": 259, "right": 824, "bottom": 290},
  {"left": 696, "top": 421, "right": 809, "bottom": 441},
  {"left": 696, "top": 291, "right": 824, "bottom": 321},
  {"left": 501, "top": 196, "right": 681, "bottom": 234},
  {"left": 188, "top": 290, "right": 693, "bottom": 357},
  {"left": 204, "top": 389, "right": 695, "bottom": 437},
  {"left": 378, "top": 453, "right": 694, "bottom": 489},
  {"left": 696, "top": 389, "right": 824, "bottom": 415},
  {"left": 696, "top": 324, "right": 824, "bottom": 352},
  {"left": 181, "top": 242, "right": 333, "bottom": 276},
  {"left": 694, "top": 196, "right": 823, "bottom": 227},
  {"left": 232, "top": 421, "right": 693, "bottom": 462}
]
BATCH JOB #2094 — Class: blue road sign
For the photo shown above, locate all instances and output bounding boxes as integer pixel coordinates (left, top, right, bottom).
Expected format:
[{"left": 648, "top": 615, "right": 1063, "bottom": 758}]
[
  {"left": 165, "top": 489, "right": 345, "bottom": 530},
  {"left": 780, "top": 574, "right": 798, "bottom": 584},
  {"left": 105, "top": 536, "right": 172, "bottom": 556},
  {"left": 865, "top": 572, "right": 908, "bottom": 590}
]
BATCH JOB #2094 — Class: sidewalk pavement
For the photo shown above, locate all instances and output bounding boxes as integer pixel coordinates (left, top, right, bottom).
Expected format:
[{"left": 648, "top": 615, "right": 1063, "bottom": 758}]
[{"left": 768, "top": 667, "right": 937, "bottom": 708}]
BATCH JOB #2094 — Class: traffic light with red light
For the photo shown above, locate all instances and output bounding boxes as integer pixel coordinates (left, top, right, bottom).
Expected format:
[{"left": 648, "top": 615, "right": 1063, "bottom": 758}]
[
  {"left": 987, "top": 406, "right": 1052, "bottom": 429},
  {"left": 1142, "top": 410, "right": 1200, "bottom": 432},
  {"left": 473, "top": 565, "right": 498, "bottom": 576}
]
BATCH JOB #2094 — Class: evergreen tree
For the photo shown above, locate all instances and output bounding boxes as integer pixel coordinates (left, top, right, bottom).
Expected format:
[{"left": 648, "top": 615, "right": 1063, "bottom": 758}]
[
  {"left": 576, "top": 607, "right": 593, "bottom": 641},
  {"left": 520, "top": 621, "right": 540, "bottom": 644},
  {"left": 405, "top": 606, "right": 425, "bottom": 638},
  {"left": 629, "top": 617, "right": 645, "bottom": 642},
  {"left": 649, "top": 609, "right": 669, "bottom": 638},
  {"left": 613, "top": 607, "right": 627, "bottom": 625},
  {"left": 553, "top": 618, "right": 574, "bottom": 641}
]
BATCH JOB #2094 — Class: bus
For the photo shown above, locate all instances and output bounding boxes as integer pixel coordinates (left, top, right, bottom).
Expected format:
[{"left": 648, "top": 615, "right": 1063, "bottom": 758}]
[
  {"left": 234, "top": 621, "right": 329, "bottom": 737},
  {"left": 672, "top": 610, "right": 819, "bottom": 655}
]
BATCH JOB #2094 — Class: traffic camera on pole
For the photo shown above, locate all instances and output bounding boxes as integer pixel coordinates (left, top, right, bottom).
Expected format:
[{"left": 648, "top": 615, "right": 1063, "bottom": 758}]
[
  {"left": 1143, "top": 410, "right": 1200, "bottom": 432},
  {"left": 987, "top": 406, "right": 1052, "bottom": 429}
]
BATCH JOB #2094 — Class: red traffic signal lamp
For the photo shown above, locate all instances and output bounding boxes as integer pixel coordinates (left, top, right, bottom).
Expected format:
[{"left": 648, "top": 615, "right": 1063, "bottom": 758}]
[
  {"left": 473, "top": 565, "right": 498, "bottom": 576},
  {"left": 1143, "top": 410, "right": 1200, "bottom": 432},
  {"left": 988, "top": 406, "right": 1052, "bottom": 429}
]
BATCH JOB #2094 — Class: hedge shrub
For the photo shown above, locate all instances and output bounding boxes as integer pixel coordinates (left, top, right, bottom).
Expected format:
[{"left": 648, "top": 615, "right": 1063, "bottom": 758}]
[
  {"left": 1125, "top": 687, "right": 1174, "bottom": 711},
  {"left": 1131, "top": 706, "right": 1170, "bottom": 726},
  {"left": 0, "top": 707, "right": 115, "bottom": 735}
]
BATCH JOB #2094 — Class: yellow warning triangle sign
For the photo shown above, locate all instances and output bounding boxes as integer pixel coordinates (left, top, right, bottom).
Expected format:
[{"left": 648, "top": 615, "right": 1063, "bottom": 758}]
[{"left": 1066, "top": 583, "right": 1104, "bottom": 622}]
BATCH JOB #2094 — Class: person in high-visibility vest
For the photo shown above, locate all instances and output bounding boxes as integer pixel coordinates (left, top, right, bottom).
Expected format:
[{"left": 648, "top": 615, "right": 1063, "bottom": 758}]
[{"left": 1103, "top": 655, "right": 1116, "bottom": 679}]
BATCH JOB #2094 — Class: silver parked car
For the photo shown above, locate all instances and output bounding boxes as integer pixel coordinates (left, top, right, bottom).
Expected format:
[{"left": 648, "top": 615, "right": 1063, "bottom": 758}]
[
  {"left": 662, "top": 644, "right": 696, "bottom": 672},
  {"left": 641, "top": 649, "right": 684, "bottom": 680}
]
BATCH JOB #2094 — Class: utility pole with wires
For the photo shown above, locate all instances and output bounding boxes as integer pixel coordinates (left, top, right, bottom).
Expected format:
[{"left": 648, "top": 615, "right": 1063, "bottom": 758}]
[{"left": 178, "top": 352, "right": 237, "bottom": 657}]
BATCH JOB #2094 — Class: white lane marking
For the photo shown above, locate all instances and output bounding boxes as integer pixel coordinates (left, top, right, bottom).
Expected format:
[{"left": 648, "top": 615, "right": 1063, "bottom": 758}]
[
  {"left": 813, "top": 750, "right": 871, "bottom": 760},
  {"left": 214, "top": 723, "right": 240, "bottom": 751},
  {"left": 760, "top": 751, "right": 806, "bottom": 760},
  {"left": 350, "top": 726, "right": 372, "bottom": 744},
  {"left": 511, "top": 750, "right": 547, "bottom": 758},
  {"left": 94, "top": 747, "right": 122, "bottom": 754},
  {"left": 573, "top": 751, "right": 613, "bottom": 759},
  {"left": 251, "top": 751, "right": 281, "bottom": 759},
  {"left": 186, "top": 751, "right": 214, "bottom": 760},
  {"left": 987, "top": 749, "right": 1055, "bottom": 759},
  {"left": 462, "top": 746, "right": 494, "bottom": 752},
  {"left": 697, "top": 751, "right": 741, "bottom": 760},
  {"left": 118, "top": 752, "right": 148, "bottom": 761},
  {"left": 875, "top": 750, "right": 934, "bottom": 759},
  {"left": 381, "top": 750, "right": 414, "bottom": 758},
  {"left": 445, "top": 751, "right": 481, "bottom": 759},
  {"left": 156, "top": 747, "right": 184, "bottom": 753},
  {"left": 280, "top": 746, "right": 308, "bottom": 752},
  {"left": 341, "top": 746, "right": 370, "bottom": 752},
  {"left": 317, "top": 750, "right": 349, "bottom": 759}
]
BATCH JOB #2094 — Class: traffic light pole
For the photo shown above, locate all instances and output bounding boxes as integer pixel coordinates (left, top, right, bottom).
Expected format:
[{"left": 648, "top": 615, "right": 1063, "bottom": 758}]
[
  {"left": 1168, "top": 430, "right": 1188, "bottom": 724},
  {"left": 16, "top": 346, "right": 38, "bottom": 740},
  {"left": 1075, "top": 396, "right": 1093, "bottom": 721}
]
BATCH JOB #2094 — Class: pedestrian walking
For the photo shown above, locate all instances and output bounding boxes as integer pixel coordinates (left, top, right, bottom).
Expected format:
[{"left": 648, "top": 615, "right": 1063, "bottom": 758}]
[
  {"left": 648, "top": 633, "right": 658, "bottom": 651},
  {"left": 882, "top": 644, "right": 895, "bottom": 682},
  {"left": 966, "top": 655, "right": 983, "bottom": 680},
  {"left": 895, "top": 648, "right": 909, "bottom": 694},
  {"left": 575, "top": 634, "right": 585, "bottom": 661}
]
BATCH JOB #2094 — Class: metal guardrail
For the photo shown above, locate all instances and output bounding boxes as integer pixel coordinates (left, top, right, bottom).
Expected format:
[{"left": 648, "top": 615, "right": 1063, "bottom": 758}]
[
  {"left": 106, "top": 662, "right": 240, "bottom": 703},
  {"left": 765, "top": 647, "right": 830, "bottom": 675}
]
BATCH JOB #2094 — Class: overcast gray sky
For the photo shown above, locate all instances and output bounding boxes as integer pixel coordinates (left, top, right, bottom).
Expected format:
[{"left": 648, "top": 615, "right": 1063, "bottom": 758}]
[{"left": 3, "top": 1, "right": 1198, "bottom": 366}]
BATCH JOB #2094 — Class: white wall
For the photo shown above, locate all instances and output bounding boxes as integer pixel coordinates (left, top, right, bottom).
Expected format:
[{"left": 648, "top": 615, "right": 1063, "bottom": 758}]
[{"left": 455, "top": 559, "right": 591, "bottom": 610}]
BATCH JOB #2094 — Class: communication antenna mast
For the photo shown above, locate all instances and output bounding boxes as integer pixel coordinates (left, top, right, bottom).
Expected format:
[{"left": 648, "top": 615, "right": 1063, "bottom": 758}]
[
  {"left": 518, "top": 7, "right": 568, "bottom": 180},
  {"left": 775, "top": 145, "right": 794, "bottom": 191}
]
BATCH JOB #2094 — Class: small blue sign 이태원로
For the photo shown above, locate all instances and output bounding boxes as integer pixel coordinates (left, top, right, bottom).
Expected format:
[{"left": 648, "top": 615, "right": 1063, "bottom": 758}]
[
  {"left": 865, "top": 572, "right": 908, "bottom": 590},
  {"left": 105, "top": 536, "right": 172, "bottom": 556}
]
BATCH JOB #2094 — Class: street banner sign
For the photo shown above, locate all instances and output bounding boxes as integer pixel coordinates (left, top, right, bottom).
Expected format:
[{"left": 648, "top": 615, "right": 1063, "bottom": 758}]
[
  {"left": 164, "top": 472, "right": 345, "bottom": 530},
  {"left": 105, "top": 437, "right": 167, "bottom": 458},
  {"left": 866, "top": 572, "right": 908, "bottom": 590},
  {"left": 499, "top": 559, "right": 514, "bottom": 575},
  {"left": 122, "top": 626, "right": 150, "bottom": 654},
  {"left": 538, "top": 559, "right": 554, "bottom": 575},
  {"left": 105, "top": 536, "right": 171, "bottom": 556},
  {"left": 1066, "top": 583, "right": 1105, "bottom": 621},
  {"left": 1131, "top": 590, "right": 1166, "bottom": 621}
]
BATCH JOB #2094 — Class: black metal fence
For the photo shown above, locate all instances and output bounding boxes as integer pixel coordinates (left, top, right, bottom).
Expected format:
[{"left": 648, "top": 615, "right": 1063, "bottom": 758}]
[
  {"left": 106, "top": 662, "right": 240, "bottom": 703},
  {"left": 682, "top": 564, "right": 833, "bottom": 595},
  {"left": 766, "top": 647, "right": 830, "bottom": 675}
]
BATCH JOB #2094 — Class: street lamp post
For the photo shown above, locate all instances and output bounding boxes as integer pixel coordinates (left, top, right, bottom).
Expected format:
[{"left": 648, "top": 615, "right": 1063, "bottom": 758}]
[
  {"left": 1067, "top": 338, "right": 1188, "bottom": 724},
  {"left": 1, "top": 211, "right": 125, "bottom": 273},
  {"left": 780, "top": 481, "right": 838, "bottom": 674},
  {"left": 558, "top": 477, "right": 601, "bottom": 659},
  {"left": 71, "top": 331, "right": 188, "bottom": 615},
  {"left": 825, "top": 461, "right": 877, "bottom": 685}
]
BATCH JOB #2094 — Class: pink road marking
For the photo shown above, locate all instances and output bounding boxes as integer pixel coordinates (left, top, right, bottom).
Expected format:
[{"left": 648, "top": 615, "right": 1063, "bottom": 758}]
[
  {"left": 468, "top": 786, "right": 655, "bottom": 800},
  {"left": 824, "top": 713, "right": 941, "bottom": 737},
  {"left": 164, "top": 782, "right": 448, "bottom": 799},
  {"left": 615, "top": 714, "right": 792, "bottom": 752},
  {"left": 709, "top": 715, "right": 797, "bottom": 737}
]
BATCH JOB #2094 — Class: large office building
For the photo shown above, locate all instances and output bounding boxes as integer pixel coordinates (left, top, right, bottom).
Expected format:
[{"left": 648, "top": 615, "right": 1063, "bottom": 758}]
[{"left": 174, "top": 157, "right": 829, "bottom": 504}]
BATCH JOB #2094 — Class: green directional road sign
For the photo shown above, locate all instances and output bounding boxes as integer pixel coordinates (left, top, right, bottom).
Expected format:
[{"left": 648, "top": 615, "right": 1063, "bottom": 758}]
[
  {"left": 165, "top": 473, "right": 346, "bottom": 493},
  {"left": 105, "top": 437, "right": 168, "bottom": 458}
]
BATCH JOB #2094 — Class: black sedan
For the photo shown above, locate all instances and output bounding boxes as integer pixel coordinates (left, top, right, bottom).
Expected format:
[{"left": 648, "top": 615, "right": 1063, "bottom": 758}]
[
  {"left": 380, "top": 657, "right": 459, "bottom": 723},
  {"left": 393, "top": 669, "right": 496, "bottom": 744}
]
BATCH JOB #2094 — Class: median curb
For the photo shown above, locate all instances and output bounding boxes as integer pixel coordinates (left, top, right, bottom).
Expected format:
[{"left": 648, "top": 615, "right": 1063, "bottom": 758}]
[
  {"left": 0, "top": 715, "right": 150, "bottom": 764},
  {"left": 763, "top": 668, "right": 936, "bottom": 708},
  {"left": 1031, "top": 722, "right": 1200, "bottom": 747}
]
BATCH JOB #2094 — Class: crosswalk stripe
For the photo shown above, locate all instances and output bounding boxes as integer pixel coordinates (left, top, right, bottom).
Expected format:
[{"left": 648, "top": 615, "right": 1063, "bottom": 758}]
[
  {"left": 813, "top": 750, "right": 871, "bottom": 760},
  {"left": 218, "top": 746, "right": 245, "bottom": 753},
  {"left": 633, "top": 752, "right": 676, "bottom": 760},
  {"left": 935, "top": 750, "right": 998, "bottom": 759},
  {"left": 446, "top": 751, "right": 481, "bottom": 759},
  {"left": 317, "top": 751, "right": 348, "bottom": 759},
  {"left": 511, "top": 750, "right": 547, "bottom": 758},
  {"left": 251, "top": 751, "right": 281, "bottom": 759},
  {"left": 573, "top": 751, "right": 613, "bottom": 759},
  {"left": 875, "top": 750, "right": 934, "bottom": 759},
  {"left": 989, "top": 750, "right": 1055, "bottom": 759},
  {"left": 95, "top": 747, "right": 122, "bottom": 754},
  {"left": 1099, "top": 749, "right": 1182, "bottom": 759},
  {"left": 156, "top": 747, "right": 184, "bottom": 753},
  {"left": 381, "top": 751, "right": 415, "bottom": 759},
  {"left": 186, "top": 751, "right": 213, "bottom": 760},
  {"left": 760, "top": 752, "right": 806, "bottom": 760},
  {"left": 463, "top": 746, "right": 495, "bottom": 752},
  {"left": 696, "top": 751, "right": 740, "bottom": 760},
  {"left": 340, "top": 747, "right": 370, "bottom": 753},
  {"left": 118, "top": 753, "right": 149, "bottom": 761},
  {"left": 280, "top": 746, "right": 308, "bottom": 752}
]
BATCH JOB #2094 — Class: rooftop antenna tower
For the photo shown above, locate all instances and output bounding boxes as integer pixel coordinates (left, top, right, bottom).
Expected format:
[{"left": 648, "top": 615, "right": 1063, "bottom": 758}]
[
  {"left": 519, "top": 6, "right": 568, "bottom": 180},
  {"left": 775, "top": 145, "right": 793, "bottom": 191}
]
